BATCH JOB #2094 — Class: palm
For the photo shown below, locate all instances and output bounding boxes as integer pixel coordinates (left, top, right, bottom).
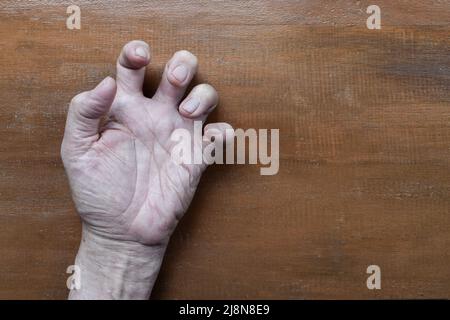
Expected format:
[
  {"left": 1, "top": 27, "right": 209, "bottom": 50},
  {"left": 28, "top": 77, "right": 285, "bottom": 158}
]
[
  {"left": 77, "top": 96, "right": 202, "bottom": 244},
  {"left": 62, "top": 41, "right": 229, "bottom": 245}
]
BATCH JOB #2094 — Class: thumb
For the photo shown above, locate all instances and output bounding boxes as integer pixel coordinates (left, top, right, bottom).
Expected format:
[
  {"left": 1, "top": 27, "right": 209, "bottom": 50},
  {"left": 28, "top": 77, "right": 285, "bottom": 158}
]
[{"left": 62, "top": 77, "right": 117, "bottom": 158}]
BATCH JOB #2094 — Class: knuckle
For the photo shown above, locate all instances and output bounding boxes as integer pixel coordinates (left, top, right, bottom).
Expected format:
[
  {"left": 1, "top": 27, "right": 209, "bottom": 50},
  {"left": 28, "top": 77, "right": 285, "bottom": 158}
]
[
  {"left": 197, "top": 83, "right": 214, "bottom": 92},
  {"left": 129, "top": 39, "right": 149, "bottom": 48},
  {"left": 70, "top": 91, "right": 103, "bottom": 119},
  {"left": 196, "top": 83, "right": 218, "bottom": 100},
  {"left": 174, "top": 50, "right": 198, "bottom": 65},
  {"left": 70, "top": 92, "right": 88, "bottom": 107}
]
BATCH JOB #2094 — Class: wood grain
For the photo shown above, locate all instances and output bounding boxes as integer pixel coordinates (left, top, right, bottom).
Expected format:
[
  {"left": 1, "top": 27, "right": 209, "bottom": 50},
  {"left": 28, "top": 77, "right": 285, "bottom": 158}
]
[{"left": 0, "top": 0, "right": 449, "bottom": 299}]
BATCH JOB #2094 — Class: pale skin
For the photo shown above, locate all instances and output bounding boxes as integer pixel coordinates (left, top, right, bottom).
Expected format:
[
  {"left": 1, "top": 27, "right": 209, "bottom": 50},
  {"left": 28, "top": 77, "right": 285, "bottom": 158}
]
[{"left": 61, "top": 40, "right": 232, "bottom": 299}]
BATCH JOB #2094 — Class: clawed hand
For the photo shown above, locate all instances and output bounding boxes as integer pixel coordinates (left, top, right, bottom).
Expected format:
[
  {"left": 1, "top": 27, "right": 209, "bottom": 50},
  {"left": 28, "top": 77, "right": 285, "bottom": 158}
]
[{"left": 62, "top": 40, "right": 232, "bottom": 246}]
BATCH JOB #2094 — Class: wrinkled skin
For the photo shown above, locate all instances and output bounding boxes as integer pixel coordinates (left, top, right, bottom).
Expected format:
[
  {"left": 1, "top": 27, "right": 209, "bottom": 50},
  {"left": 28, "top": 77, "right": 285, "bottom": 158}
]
[{"left": 61, "top": 40, "right": 232, "bottom": 245}]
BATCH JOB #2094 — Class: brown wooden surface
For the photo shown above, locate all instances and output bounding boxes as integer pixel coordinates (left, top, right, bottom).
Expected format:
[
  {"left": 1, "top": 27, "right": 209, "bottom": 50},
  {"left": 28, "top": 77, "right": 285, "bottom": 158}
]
[{"left": 0, "top": 0, "right": 449, "bottom": 299}]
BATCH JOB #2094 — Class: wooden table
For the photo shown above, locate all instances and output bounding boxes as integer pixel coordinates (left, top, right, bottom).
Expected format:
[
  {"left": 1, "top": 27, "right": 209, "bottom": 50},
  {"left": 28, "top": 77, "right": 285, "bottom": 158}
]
[{"left": 0, "top": 0, "right": 449, "bottom": 299}]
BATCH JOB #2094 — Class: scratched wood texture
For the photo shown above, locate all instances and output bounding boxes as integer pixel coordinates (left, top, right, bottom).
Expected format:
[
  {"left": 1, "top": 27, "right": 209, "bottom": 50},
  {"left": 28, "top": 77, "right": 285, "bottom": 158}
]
[{"left": 0, "top": 0, "right": 449, "bottom": 299}]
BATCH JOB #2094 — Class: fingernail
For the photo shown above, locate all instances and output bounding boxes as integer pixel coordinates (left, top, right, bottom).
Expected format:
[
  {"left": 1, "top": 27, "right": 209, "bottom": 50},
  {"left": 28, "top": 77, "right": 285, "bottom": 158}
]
[
  {"left": 135, "top": 46, "right": 148, "bottom": 59},
  {"left": 182, "top": 98, "right": 200, "bottom": 114},
  {"left": 171, "top": 64, "right": 189, "bottom": 82}
]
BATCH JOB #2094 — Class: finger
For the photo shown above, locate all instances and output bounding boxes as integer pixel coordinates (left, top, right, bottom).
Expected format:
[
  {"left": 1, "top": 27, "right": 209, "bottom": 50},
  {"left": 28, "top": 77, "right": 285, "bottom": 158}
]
[
  {"left": 201, "top": 122, "right": 234, "bottom": 168},
  {"left": 62, "top": 77, "right": 117, "bottom": 157},
  {"left": 116, "top": 40, "right": 150, "bottom": 95},
  {"left": 153, "top": 50, "right": 198, "bottom": 105},
  {"left": 179, "top": 84, "right": 218, "bottom": 120}
]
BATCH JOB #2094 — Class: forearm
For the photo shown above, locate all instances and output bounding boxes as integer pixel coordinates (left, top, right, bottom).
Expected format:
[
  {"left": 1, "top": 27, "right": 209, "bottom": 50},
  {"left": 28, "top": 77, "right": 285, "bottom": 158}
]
[{"left": 69, "top": 224, "right": 167, "bottom": 300}]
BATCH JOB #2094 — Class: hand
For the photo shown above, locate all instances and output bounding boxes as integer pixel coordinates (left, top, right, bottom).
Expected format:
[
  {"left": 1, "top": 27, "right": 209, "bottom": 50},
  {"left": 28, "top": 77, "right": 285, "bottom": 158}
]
[{"left": 61, "top": 40, "right": 232, "bottom": 299}]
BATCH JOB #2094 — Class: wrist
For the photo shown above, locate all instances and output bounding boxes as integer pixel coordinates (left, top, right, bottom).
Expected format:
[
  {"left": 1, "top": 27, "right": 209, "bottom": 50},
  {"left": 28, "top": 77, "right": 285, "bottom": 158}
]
[{"left": 68, "top": 223, "right": 167, "bottom": 300}]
